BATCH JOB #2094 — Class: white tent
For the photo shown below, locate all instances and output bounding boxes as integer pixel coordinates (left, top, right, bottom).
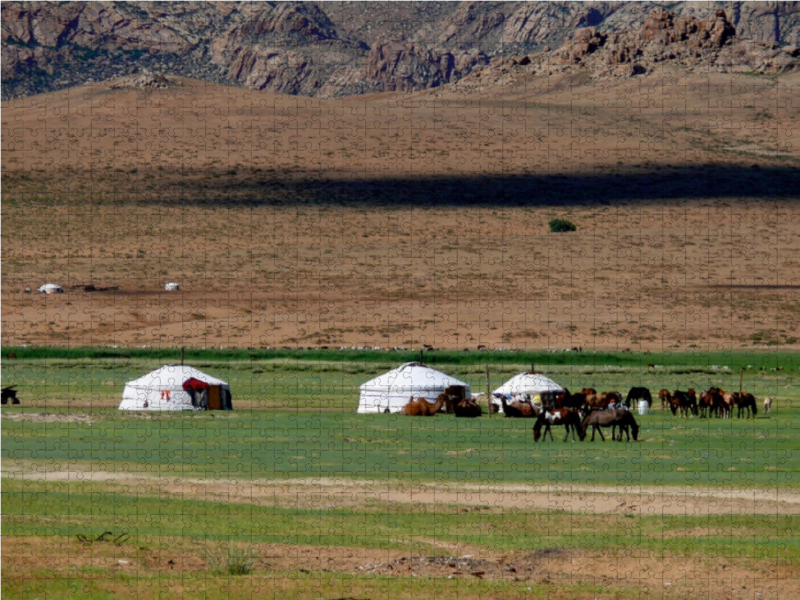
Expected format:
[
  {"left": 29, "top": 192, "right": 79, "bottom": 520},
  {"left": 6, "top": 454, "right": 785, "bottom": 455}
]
[
  {"left": 37, "top": 283, "right": 63, "bottom": 294},
  {"left": 357, "top": 362, "right": 470, "bottom": 414},
  {"left": 492, "top": 372, "right": 565, "bottom": 413},
  {"left": 119, "top": 365, "right": 232, "bottom": 411}
]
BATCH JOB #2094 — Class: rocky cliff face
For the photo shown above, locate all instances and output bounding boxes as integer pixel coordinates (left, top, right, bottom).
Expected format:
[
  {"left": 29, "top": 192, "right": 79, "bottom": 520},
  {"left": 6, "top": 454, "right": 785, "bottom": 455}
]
[{"left": 3, "top": 1, "right": 800, "bottom": 100}]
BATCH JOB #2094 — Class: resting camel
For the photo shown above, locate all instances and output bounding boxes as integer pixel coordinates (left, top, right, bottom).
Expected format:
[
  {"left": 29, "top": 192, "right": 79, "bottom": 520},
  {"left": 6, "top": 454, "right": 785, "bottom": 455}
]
[
  {"left": 582, "top": 410, "right": 639, "bottom": 442},
  {"left": 454, "top": 399, "right": 483, "bottom": 418},
  {"left": 499, "top": 395, "right": 539, "bottom": 418},
  {"left": 401, "top": 394, "right": 445, "bottom": 416},
  {"left": 532, "top": 409, "right": 585, "bottom": 442}
]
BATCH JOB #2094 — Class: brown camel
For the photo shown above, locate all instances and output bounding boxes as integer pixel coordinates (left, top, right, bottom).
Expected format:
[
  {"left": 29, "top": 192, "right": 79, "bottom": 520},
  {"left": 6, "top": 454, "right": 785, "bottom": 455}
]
[
  {"left": 499, "top": 395, "right": 539, "bottom": 418},
  {"left": 452, "top": 397, "right": 483, "bottom": 418},
  {"left": 401, "top": 394, "right": 446, "bottom": 416}
]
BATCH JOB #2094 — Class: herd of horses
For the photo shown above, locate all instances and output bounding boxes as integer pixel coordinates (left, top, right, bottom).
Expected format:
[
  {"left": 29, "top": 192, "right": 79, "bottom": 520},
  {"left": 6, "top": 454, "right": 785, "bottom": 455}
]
[
  {"left": 657, "top": 387, "right": 760, "bottom": 419},
  {"left": 400, "top": 384, "right": 764, "bottom": 443}
]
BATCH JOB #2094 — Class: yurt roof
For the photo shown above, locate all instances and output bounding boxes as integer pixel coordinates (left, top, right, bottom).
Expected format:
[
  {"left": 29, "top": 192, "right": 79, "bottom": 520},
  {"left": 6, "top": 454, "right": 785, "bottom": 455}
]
[
  {"left": 360, "top": 362, "right": 468, "bottom": 393},
  {"left": 493, "top": 372, "right": 564, "bottom": 396},
  {"left": 125, "top": 365, "right": 228, "bottom": 389}
]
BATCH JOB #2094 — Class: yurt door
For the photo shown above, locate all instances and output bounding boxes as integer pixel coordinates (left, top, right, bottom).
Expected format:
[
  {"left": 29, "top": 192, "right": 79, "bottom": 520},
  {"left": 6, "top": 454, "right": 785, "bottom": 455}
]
[{"left": 207, "top": 386, "right": 223, "bottom": 410}]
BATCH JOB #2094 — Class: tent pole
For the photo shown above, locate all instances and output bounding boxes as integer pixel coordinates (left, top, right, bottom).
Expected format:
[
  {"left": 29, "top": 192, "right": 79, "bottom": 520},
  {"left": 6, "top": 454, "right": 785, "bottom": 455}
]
[{"left": 486, "top": 364, "right": 492, "bottom": 418}]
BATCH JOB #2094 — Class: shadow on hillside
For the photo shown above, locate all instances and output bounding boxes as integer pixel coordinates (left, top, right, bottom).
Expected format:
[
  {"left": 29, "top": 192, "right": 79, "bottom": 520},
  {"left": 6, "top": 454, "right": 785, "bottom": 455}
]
[{"left": 180, "top": 165, "right": 799, "bottom": 206}]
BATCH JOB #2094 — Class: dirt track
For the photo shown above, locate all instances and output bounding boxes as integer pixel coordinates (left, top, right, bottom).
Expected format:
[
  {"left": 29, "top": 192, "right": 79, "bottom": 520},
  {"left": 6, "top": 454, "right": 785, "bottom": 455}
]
[{"left": 8, "top": 468, "right": 799, "bottom": 516}]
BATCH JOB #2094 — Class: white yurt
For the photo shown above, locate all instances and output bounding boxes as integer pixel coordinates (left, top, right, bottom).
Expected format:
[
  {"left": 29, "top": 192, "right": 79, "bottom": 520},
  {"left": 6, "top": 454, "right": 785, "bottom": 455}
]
[
  {"left": 357, "top": 362, "right": 470, "bottom": 413},
  {"left": 492, "top": 372, "right": 565, "bottom": 412},
  {"left": 119, "top": 365, "right": 232, "bottom": 411}
]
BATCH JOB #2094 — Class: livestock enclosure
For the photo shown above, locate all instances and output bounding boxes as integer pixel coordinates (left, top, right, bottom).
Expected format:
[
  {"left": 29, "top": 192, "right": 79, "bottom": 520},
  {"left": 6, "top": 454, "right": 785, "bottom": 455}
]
[{"left": 2, "top": 350, "right": 799, "bottom": 599}]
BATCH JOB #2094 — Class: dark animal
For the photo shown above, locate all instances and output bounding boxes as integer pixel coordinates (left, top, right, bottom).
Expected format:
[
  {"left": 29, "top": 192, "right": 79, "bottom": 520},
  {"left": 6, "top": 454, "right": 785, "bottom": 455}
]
[
  {"left": 735, "top": 392, "right": 758, "bottom": 419},
  {"left": 582, "top": 410, "right": 639, "bottom": 442},
  {"left": 581, "top": 388, "right": 597, "bottom": 396},
  {"left": 626, "top": 386, "right": 652, "bottom": 409},
  {"left": 659, "top": 388, "right": 671, "bottom": 411},
  {"left": 532, "top": 409, "right": 585, "bottom": 442},
  {"left": 6, "top": 353, "right": 17, "bottom": 359},
  {"left": 699, "top": 388, "right": 725, "bottom": 418},
  {"left": 499, "top": 395, "right": 538, "bottom": 418},
  {"left": 1, "top": 386, "right": 20, "bottom": 405},
  {"left": 451, "top": 397, "right": 483, "bottom": 418},
  {"left": 670, "top": 389, "right": 697, "bottom": 418}
]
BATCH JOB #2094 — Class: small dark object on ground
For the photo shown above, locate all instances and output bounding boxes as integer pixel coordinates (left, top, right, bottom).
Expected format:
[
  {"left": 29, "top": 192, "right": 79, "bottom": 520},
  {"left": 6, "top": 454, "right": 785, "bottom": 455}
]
[{"left": 549, "top": 218, "right": 577, "bottom": 232}]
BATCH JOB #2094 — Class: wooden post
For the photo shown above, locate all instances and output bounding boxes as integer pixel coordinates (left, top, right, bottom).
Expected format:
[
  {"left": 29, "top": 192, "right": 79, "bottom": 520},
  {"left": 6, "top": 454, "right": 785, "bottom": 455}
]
[
  {"left": 739, "top": 368, "right": 744, "bottom": 394},
  {"left": 181, "top": 347, "right": 185, "bottom": 366},
  {"left": 420, "top": 349, "right": 424, "bottom": 364},
  {"left": 486, "top": 364, "right": 492, "bottom": 418},
  {"left": 531, "top": 363, "right": 535, "bottom": 374}
]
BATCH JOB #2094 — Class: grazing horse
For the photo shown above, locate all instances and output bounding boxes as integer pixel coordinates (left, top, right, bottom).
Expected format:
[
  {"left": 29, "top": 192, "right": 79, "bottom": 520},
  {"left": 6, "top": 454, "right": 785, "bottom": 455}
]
[
  {"left": 735, "top": 392, "right": 758, "bottom": 419},
  {"left": 659, "top": 389, "right": 672, "bottom": 411},
  {"left": 763, "top": 397, "right": 772, "bottom": 414},
  {"left": 581, "top": 388, "right": 597, "bottom": 396},
  {"left": 401, "top": 394, "right": 446, "bottom": 416},
  {"left": 582, "top": 410, "right": 640, "bottom": 442},
  {"left": 626, "top": 386, "right": 653, "bottom": 409},
  {"left": 499, "top": 395, "right": 538, "bottom": 418},
  {"left": 532, "top": 409, "right": 585, "bottom": 442}
]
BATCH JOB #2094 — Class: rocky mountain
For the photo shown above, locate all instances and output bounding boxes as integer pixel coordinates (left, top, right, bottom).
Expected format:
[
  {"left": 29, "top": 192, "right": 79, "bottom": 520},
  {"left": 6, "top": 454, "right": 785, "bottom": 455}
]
[{"left": 3, "top": 1, "right": 800, "bottom": 100}]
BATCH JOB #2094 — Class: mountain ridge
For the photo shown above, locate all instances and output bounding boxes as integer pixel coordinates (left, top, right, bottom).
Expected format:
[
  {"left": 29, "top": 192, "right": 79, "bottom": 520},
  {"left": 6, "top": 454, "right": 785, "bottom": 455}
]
[{"left": 3, "top": 1, "right": 800, "bottom": 100}]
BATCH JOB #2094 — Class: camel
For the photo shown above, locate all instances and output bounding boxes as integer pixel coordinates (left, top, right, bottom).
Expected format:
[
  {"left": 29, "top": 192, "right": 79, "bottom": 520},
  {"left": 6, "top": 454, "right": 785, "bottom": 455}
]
[
  {"left": 401, "top": 394, "right": 446, "bottom": 416},
  {"left": 452, "top": 397, "right": 483, "bottom": 418},
  {"left": 499, "top": 395, "right": 538, "bottom": 418}
]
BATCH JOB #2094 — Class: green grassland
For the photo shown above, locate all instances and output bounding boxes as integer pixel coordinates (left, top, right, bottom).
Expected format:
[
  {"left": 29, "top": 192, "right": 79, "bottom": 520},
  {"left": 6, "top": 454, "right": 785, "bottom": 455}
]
[{"left": 2, "top": 350, "right": 799, "bottom": 599}]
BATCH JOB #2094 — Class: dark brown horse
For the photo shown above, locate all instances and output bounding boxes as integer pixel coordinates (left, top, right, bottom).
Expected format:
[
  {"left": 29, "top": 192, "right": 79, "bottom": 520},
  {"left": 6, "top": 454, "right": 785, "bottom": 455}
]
[
  {"left": 670, "top": 389, "right": 697, "bottom": 418},
  {"left": 659, "top": 388, "right": 672, "bottom": 411},
  {"left": 532, "top": 409, "right": 585, "bottom": 442},
  {"left": 582, "top": 410, "right": 639, "bottom": 442},
  {"left": 626, "top": 386, "right": 652, "bottom": 409},
  {"left": 735, "top": 392, "right": 758, "bottom": 419}
]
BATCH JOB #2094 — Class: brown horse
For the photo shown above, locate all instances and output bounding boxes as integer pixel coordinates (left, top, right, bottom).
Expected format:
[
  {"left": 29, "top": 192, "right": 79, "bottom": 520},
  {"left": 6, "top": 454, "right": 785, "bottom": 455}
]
[
  {"left": 584, "top": 392, "right": 622, "bottom": 411},
  {"left": 735, "top": 392, "right": 758, "bottom": 419},
  {"left": 532, "top": 409, "right": 585, "bottom": 442},
  {"left": 659, "top": 388, "right": 671, "bottom": 411},
  {"left": 582, "top": 409, "right": 639, "bottom": 442},
  {"left": 699, "top": 388, "right": 725, "bottom": 418},
  {"left": 401, "top": 394, "right": 446, "bottom": 416},
  {"left": 670, "top": 389, "right": 697, "bottom": 418}
]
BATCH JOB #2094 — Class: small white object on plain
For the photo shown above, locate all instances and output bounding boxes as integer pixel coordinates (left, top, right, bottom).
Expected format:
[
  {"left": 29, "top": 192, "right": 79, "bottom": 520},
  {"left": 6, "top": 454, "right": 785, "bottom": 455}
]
[
  {"left": 638, "top": 400, "right": 648, "bottom": 415},
  {"left": 37, "top": 283, "right": 64, "bottom": 294},
  {"left": 164, "top": 282, "right": 180, "bottom": 291}
]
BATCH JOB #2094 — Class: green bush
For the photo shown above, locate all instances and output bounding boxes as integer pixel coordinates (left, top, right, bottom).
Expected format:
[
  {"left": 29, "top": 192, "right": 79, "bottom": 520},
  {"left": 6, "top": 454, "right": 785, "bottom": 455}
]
[
  {"left": 204, "top": 541, "right": 258, "bottom": 576},
  {"left": 549, "top": 218, "right": 577, "bottom": 232}
]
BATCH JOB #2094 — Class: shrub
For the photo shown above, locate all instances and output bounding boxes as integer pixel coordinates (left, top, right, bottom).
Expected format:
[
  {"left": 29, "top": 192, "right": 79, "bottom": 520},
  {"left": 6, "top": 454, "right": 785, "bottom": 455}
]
[
  {"left": 204, "top": 541, "right": 258, "bottom": 576},
  {"left": 549, "top": 218, "right": 577, "bottom": 233}
]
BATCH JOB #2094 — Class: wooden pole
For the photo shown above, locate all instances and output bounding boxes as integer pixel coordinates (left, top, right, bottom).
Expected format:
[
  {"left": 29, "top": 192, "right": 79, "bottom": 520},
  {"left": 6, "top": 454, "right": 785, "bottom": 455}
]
[
  {"left": 181, "top": 347, "right": 185, "bottom": 366},
  {"left": 486, "top": 364, "right": 492, "bottom": 418},
  {"left": 420, "top": 349, "right": 424, "bottom": 364},
  {"left": 739, "top": 368, "right": 744, "bottom": 394}
]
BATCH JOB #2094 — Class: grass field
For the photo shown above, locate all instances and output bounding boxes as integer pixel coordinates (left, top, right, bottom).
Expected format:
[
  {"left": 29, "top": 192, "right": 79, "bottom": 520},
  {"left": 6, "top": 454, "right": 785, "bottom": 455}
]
[{"left": 2, "top": 351, "right": 799, "bottom": 599}]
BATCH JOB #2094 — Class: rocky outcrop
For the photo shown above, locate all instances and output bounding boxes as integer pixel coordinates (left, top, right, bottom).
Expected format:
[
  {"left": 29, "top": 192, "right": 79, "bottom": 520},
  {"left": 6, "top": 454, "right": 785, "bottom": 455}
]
[
  {"left": 3, "top": 2, "right": 800, "bottom": 101},
  {"left": 454, "top": 6, "right": 799, "bottom": 92}
]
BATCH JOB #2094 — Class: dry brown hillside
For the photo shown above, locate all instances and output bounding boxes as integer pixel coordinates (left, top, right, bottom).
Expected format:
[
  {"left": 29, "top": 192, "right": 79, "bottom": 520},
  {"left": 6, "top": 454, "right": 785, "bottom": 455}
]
[{"left": 2, "top": 70, "right": 800, "bottom": 351}]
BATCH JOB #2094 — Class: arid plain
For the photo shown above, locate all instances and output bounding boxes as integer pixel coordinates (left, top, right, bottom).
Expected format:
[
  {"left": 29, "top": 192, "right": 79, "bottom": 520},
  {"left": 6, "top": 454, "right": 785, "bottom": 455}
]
[{"left": 3, "top": 69, "right": 800, "bottom": 351}]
